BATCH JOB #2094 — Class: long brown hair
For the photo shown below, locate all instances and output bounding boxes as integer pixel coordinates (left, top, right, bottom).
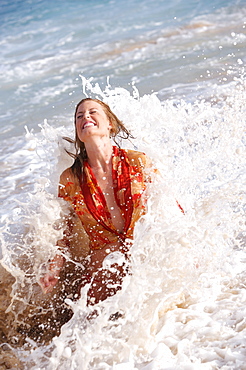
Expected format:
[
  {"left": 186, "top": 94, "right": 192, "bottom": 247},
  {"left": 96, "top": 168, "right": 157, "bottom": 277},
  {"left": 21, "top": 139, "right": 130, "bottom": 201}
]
[{"left": 64, "top": 98, "right": 134, "bottom": 178}]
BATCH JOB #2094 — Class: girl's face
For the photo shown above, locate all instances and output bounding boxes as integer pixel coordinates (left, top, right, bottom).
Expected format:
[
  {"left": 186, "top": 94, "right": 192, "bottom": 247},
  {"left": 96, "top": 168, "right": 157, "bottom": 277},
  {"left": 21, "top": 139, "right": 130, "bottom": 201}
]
[{"left": 75, "top": 100, "right": 112, "bottom": 143}]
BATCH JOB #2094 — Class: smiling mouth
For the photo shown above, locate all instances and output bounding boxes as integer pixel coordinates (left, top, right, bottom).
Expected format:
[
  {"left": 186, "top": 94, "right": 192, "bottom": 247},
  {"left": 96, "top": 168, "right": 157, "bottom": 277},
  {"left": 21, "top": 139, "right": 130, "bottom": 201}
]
[{"left": 83, "top": 121, "right": 96, "bottom": 129}]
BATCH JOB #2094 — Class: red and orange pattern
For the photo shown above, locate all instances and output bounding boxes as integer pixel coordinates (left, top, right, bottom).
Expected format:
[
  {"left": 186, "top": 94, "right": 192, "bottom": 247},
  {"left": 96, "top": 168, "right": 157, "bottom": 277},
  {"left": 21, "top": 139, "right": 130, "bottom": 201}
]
[{"left": 58, "top": 146, "right": 151, "bottom": 250}]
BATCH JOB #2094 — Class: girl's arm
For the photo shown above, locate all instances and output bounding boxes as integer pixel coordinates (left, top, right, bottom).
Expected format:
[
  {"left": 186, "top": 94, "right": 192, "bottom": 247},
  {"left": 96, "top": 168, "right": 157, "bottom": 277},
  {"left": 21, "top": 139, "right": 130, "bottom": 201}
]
[
  {"left": 39, "top": 253, "right": 65, "bottom": 294},
  {"left": 39, "top": 226, "right": 70, "bottom": 294}
]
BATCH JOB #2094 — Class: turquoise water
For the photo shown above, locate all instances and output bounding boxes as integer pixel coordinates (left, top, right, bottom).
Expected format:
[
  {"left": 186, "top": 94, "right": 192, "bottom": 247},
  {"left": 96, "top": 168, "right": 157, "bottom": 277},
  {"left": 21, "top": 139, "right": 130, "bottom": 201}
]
[
  {"left": 0, "top": 0, "right": 246, "bottom": 368},
  {"left": 0, "top": 0, "right": 245, "bottom": 139}
]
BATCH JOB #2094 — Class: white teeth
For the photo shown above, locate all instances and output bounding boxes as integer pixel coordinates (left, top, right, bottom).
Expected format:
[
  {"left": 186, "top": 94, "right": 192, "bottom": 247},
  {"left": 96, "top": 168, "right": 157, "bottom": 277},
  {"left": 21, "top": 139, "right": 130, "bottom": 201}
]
[{"left": 83, "top": 122, "right": 95, "bottom": 129}]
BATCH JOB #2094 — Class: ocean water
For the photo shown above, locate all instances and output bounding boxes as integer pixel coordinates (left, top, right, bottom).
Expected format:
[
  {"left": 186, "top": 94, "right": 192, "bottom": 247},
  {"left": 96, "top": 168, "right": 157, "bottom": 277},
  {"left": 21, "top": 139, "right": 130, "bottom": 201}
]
[{"left": 0, "top": 0, "right": 246, "bottom": 368}]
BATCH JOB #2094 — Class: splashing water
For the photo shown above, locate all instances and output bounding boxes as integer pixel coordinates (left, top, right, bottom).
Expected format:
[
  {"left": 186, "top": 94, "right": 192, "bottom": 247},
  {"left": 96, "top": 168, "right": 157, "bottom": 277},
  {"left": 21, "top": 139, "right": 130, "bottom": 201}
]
[{"left": 0, "top": 76, "right": 246, "bottom": 369}]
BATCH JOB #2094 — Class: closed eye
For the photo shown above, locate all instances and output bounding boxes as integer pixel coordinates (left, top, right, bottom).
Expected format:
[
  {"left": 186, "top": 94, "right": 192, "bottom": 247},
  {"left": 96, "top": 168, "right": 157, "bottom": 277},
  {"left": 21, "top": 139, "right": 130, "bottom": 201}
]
[{"left": 76, "top": 109, "right": 98, "bottom": 119}]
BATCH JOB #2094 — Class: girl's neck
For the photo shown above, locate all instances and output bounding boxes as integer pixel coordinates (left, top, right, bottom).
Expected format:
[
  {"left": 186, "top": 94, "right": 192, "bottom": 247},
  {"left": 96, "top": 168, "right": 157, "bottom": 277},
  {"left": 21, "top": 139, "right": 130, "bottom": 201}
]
[{"left": 85, "top": 139, "right": 113, "bottom": 173}]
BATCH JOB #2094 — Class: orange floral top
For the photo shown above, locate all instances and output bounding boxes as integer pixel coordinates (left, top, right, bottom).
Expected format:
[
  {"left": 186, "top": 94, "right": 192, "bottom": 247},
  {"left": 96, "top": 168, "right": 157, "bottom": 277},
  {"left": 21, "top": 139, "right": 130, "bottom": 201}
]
[{"left": 58, "top": 146, "right": 151, "bottom": 250}]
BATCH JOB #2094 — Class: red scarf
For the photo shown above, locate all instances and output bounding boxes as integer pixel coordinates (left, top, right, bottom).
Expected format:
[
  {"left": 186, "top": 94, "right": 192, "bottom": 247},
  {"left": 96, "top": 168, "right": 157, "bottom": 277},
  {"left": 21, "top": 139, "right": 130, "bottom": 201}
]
[{"left": 81, "top": 146, "right": 133, "bottom": 239}]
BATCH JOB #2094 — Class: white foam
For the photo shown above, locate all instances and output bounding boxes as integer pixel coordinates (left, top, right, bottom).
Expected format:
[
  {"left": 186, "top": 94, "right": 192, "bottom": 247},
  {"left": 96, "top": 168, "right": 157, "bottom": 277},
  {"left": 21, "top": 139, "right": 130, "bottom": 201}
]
[{"left": 3, "top": 77, "right": 244, "bottom": 368}]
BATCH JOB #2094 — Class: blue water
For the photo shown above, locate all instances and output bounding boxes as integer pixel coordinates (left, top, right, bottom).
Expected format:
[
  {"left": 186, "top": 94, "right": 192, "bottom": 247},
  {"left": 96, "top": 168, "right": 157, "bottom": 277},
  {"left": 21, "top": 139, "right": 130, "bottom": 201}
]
[
  {"left": 0, "top": 0, "right": 245, "bottom": 140},
  {"left": 0, "top": 0, "right": 246, "bottom": 368}
]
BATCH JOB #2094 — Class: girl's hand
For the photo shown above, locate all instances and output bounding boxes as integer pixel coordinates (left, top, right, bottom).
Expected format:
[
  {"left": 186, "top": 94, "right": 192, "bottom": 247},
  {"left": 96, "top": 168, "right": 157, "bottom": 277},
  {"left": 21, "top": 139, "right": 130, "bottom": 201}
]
[
  {"left": 39, "top": 270, "right": 60, "bottom": 294},
  {"left": 39, "top": 253, "right": 65, "bottom": 293}
]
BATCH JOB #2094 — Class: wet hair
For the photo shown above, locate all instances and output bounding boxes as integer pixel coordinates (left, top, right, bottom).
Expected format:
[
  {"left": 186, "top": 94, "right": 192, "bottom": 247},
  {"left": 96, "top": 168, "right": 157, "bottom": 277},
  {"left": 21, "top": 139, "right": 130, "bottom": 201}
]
[{"left": 63, "top": 98, "right": 134, "bottom": 178}]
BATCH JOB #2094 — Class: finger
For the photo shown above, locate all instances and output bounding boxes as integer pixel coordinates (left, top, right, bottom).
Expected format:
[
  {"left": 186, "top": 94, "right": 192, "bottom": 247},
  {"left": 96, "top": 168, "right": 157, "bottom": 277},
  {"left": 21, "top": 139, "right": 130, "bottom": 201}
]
[
  {"left": 41, "top": 282, "right": 54, "bottom": 294},
  {"left": 39, "top": 277, "right": 53, "bottom": 294}
]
